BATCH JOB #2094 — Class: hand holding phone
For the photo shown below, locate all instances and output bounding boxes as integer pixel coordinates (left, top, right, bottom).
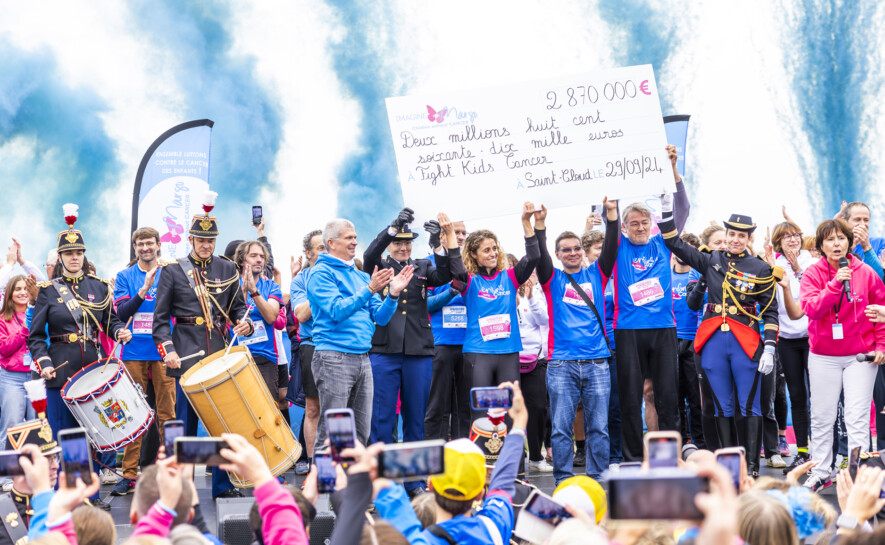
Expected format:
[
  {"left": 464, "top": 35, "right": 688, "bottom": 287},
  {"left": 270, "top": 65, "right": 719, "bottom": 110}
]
[
  {"left": 325, "top": 409, "right": 357, "bottom": 462},
  {"left": 175, "top": 438, "right": 229, "bottom": 466},
  {"left": 163, "top": 420, "right": 185, "bottom": 457},
  {"left": 378, "top": 440, "right": 445, "bottom": 481},
  {"left": 0, "top": 451, "right": 26, "bottom": 477},
  {"left": 608, "top": 471, "right": 709, "bottom": 520},
  {"left": 315, "top": 453, "right": 336, "bottom": 494},
  {"left": 715, "top": 448, "right": 745, "bottom": 492},
  {"left": 252, "top": 206, "right": 263, "bottom": 226},
  {"left": 515, "top": 490, "right": 571, "bottom": 544},
  {"left": 644, "top": 431, "right": 681, "bottom": 469},
  {"left": 470, "top": 386, "right": 513, "bottom": 410},
  {"left": 58, "top": 428, "right": 93, "bottom": 488}
]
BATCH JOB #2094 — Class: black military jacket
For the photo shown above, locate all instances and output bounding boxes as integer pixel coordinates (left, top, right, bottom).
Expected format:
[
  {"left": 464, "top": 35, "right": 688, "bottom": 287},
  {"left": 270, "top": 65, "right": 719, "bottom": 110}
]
[
  {"left": 27, "top": 272, "right": 124, "bottom": 389},
  {"left": 152, "top": 254, "right": 252, "bottom": 377},
  {"left": 362, "top": 229, "right": 464, "bottom": 356}
]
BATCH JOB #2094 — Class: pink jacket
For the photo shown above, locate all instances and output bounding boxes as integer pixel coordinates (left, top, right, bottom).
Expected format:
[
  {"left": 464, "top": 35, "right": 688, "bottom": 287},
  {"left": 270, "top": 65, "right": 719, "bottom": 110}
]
[
  {"left": 132, "top": 501, "right": 176, "bottom": 537},
  {"left": 0, "top": 311, "right": 30, "bottom": 372},
  {"left": 255, "top": 478, "right": 308, "bottom": 545},
  {"left": 800, "top": 254, "right": 885, "bottom": 356}
]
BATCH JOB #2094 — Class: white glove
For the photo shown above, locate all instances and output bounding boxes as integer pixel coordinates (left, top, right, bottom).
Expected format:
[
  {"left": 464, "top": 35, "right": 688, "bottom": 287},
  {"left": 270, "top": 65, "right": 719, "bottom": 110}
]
[
  {"left": 758, "top": 349, "right": 775, "bottom": 375},
  {"left": 659, "top": 193, "right": 674, "bottom": 214}
]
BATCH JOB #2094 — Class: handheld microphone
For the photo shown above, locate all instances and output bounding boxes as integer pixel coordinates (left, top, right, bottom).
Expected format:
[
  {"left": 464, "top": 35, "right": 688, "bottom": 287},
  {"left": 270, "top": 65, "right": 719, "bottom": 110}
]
[
  {"left": 838, "top": 257, "right": 852, "bottom": 302},
  {"left": 857, "top": 353, "right": 876, "bottom": 362}
]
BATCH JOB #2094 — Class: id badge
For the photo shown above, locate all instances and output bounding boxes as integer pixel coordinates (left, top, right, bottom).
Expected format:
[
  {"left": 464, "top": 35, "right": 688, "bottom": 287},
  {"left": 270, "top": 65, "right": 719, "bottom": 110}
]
[
  {"left": 238, "top": 321, "right": 269, "bottom": 346},
  {"left": 832, "top": 323, "right": 844, "bottom": 340}
]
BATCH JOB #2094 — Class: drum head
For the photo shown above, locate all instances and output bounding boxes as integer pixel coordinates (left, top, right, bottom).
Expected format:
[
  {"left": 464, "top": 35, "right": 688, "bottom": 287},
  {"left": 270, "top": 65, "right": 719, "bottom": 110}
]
[
  {"left": 183, "top": 354, "right": 244, "bottom": 386},
  {"left": 65, "top": 361, "right": 122, "bottom": 398}
]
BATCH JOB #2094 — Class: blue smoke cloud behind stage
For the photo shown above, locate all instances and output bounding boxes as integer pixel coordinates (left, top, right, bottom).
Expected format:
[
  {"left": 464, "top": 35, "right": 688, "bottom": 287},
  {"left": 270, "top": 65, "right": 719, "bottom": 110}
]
[{"left": 0, "top": 0, "right": 883, "bottom": 276}]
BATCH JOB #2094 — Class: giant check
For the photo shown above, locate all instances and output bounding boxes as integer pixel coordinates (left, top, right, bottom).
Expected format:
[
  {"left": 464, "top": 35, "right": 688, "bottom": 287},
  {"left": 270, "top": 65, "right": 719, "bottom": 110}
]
[{"left": 386, "top": 64, "right": 674, "bottom": 221}]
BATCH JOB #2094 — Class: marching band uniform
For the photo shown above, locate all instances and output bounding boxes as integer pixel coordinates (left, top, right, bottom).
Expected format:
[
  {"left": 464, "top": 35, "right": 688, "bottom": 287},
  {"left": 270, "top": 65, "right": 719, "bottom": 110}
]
[
  {"left": 26, "top": 206, "right": 125, "bottom": 504},
  {"left": 151, "top": 197, "right": 253, "bottom": 498},
  {"left": 658, "top": 214, "right": 781, "bottom": 476}
]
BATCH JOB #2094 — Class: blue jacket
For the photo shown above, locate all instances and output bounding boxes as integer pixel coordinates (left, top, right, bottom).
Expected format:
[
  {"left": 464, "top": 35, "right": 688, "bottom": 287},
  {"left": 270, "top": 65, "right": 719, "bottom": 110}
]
[{"left": 306, "top": 253, "right": 399, "bottom": 353}]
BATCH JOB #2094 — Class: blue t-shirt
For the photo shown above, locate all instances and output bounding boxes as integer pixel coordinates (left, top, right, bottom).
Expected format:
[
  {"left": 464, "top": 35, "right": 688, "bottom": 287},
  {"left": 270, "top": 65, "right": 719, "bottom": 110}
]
[
  {"left": 290, "top": 268, "right": 314, "bottom": 345},
  {"left": 612, "top": 233, "right": 675, "bottom": 329},
  {"left": 854, "top": 238, "right": 885, "bottom": 261},
  {"left": 462, "top": 270, "right": 522, "bottom": 354},
  {"left": 429, "top": 285, "right": 467, "bottom": 345},
  {"left": 236, "top": 277, "right": 283, "bottom": 363},
  {"left": 672, "top": 268, "right": 702, "bottom": 341},
  {"left": 542, "top": 266, "right": 610, "bottom": 360},
  {"left": 604, "top": 282, "right": 615, "bottom": 349},
  {"left": 114, "top": 264, "right": 162, "bottom": 361}
]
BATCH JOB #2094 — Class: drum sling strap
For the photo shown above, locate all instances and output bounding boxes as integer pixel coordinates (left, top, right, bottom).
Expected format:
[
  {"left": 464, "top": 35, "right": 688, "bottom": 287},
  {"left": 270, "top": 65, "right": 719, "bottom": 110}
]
[
  {"left": 51, "top": 278, "right": 96, "bottom": 345},
  {"left": 0, "top": 493, "right": 27, "bottom": 545}
]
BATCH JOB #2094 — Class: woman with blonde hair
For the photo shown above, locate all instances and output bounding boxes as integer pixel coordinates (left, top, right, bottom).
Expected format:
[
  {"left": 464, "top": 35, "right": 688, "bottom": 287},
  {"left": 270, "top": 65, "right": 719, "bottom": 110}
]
[
  {"left": 738, "top": 491, "right": 799, "bottom": 545},
  {"left": 458, "top": 203, "right": 542, "bottom": 407}
]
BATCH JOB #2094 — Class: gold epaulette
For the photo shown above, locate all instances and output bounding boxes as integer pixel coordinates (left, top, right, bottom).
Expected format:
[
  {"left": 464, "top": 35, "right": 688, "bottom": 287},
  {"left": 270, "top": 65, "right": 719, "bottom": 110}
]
[
  {"left": 88, "top": 274, "right": 110, "bottom": 285},
  {"left": 37, "top": 281, "right": 51, "bottom": 288},
  {"left": 699, "top": 245, "right": 711, "bottom": 254},
  {"left": 219, "top": 255, "right": 235, "bottom": 263},
  {"left": 158, "top": 260, "right": 169, "bottom": 268},
  {"left": 771, "top": 266, "right": 785, "bottom": 281}
]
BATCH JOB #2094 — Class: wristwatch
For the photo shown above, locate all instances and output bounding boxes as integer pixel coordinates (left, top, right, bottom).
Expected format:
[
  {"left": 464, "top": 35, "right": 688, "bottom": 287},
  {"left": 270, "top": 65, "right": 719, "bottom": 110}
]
[
  {"left": 250, "top": 290, "right": 260, "bottom": 297},
  {"left": 836, "top": 514, "right": 859, "bottom": 530}
]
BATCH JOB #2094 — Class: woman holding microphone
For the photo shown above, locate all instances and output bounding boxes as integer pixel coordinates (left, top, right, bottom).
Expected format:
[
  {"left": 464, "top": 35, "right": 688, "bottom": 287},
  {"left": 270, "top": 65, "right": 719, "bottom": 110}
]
[{"left": 800, "top": 219, "right": 885, "bottom": 491}]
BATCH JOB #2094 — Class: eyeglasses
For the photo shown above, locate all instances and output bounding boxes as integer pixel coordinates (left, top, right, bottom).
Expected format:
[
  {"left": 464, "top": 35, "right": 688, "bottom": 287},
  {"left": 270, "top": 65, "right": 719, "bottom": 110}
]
[
  {"left": 782, "top": 233, "right": 803, "bottom": 240},
  {"left": 558, "top": 246, "right": 583, "bottom": 254}
]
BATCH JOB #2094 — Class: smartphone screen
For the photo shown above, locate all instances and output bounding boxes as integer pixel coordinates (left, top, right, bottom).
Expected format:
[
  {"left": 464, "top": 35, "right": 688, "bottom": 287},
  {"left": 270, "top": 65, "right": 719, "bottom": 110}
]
[
  {"left": 470, "top": 387, "right": 513, "bottom": 410},
  {"left": 163, "top": 421, "right": 185, "bottom": 457},
  {"left": 608, "top": 473, "right": 709, "bottom": 520},
  {"left": 849, "top": 446, "right": 861, "bottom": 477},
  {"left": 175, "top": 438, "right": 229, "bottom": 466},
  {"left": 524, "top": 491, "right": 571, "bottom": 526},
  {"left": 716, "top": 452, "right": 743, "bottom": 491},
  {"left": 252, "top": 206, "right": 263, "bottom": 225},
  {"left": 315, "top": 453, "right": 336, "bottom": 494},
  {"left": 325, "top": 410, "right": 356, "bottom": 461},
  {"left": 59, "top": 428, "right": 93, "bottom": 488},
  {"left": 378, "top": 440, "right": 445, "bottom": 481},
  {"left": 646, "top": 436, "right": 680, "bottom": 469},
  {"left": 0, "top": 451, "right": 26, "bottom": 477}
]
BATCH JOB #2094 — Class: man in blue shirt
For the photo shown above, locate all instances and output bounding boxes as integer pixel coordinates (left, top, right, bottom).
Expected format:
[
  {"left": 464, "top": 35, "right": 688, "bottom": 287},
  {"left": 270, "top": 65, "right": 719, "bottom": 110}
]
[
  {"left": 290, "top": 229, "right": 325, "bottom": 472},
  {"left": 671, "top": 232, "right": 704, "bottom": 449},
  {"left": 610, "top": 145, "right": 690, "bottom": 462},
  {"left": 232, "top": 240, "right": 284, "bottom": 397},
  {"left": 306, "top": 219, "right": 413, "bottom": 450},
  {"left": 537, "top": 200, "right": 618, "bottom": 483},
  {"left": 111, "top": 227, "right": 176, "bottom": 496}
]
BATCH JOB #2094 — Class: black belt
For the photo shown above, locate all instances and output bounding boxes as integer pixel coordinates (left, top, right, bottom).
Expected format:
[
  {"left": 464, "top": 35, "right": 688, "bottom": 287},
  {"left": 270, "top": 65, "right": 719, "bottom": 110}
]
[
  {"left": 50, "top": 333, "right": 96, "bottom": 345},
  {"left": 562, "top": 358, "right": 607, "bottom": 364},
  {"left": 704, "top": 303, "right": 756, "bottom": 315},
  {"left": 300, "top": 337, "right": 312, "bottom": 342},
  {"left": 176, "top": 316, "right": 210, "bottom": 326}
]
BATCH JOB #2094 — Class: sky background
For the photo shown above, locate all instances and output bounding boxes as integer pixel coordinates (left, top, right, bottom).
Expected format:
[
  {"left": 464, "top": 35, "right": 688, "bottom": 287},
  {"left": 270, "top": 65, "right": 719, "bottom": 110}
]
[{"left": 1, "top": 0, "right": 883, "bottom": 286}]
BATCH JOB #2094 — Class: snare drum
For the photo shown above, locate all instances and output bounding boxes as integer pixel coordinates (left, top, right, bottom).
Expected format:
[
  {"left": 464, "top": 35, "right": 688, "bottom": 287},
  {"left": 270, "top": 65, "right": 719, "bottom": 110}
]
[
  {"left": 61, "top": 359, "right": 154, "bottom": 452},
  {"left": 180, "top": 346, "right": 301, "bottom": 487}
]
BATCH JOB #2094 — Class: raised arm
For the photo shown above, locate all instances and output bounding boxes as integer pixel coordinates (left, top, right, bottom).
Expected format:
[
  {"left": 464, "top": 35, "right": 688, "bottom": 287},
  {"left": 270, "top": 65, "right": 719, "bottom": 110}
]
[
  {"left": 362, "top": 226, "right": 394, "bottom": 274},
  {"left": 667, "top": 144, "right": 691, "bottom": 234},
  {"left": 514, "top": 203, "right": 542, "bottom": 284},
  {"left": 535, "top": 228, "right": 553, "bottom": 284},
  {"left": 658, "top": 216, "right": 711, "bottom": 273},
  {"left": 597, "top": 197, "right": 620, "bottom": 278}
]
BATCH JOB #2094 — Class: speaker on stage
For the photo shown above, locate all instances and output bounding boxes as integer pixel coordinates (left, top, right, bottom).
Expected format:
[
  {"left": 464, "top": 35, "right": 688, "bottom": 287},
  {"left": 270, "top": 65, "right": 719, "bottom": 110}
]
[
  {"left": 310, "top": 511, "right": 335, "bottom": 545},
  {"left": 216, "top": 497, "right": 255, "bottom": 545}
]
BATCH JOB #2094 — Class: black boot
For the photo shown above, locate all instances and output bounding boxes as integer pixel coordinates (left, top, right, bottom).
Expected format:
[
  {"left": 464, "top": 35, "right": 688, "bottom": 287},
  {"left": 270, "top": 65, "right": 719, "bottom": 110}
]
[
  {"left": 744, "top": 416, "right": 763, "bottom": 478},
  {"left": 715, "top": 417, "right": 734, "bottom": 447}
]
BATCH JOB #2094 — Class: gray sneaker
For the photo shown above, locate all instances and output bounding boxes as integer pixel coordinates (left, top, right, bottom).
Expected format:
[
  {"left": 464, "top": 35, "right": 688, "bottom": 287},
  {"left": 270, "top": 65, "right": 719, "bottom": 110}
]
[{"left": 767, "top": 454, "right": 787, "bottom": 468}]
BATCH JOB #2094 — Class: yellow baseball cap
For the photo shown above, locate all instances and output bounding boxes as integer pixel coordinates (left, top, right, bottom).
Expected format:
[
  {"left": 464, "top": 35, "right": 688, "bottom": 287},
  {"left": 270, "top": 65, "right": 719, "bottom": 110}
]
[
  {"left": 429, "top": 439, "right": 487, "bottom": 501},
  {"left": 553, "top": 476, "right": 607, "bottom": 523}
]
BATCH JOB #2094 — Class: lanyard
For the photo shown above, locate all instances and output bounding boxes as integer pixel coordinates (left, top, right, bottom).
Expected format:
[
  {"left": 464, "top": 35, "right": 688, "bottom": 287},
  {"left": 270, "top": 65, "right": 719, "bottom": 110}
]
[{"left": 827, "top": 266, "right": 846, "bottom": 321}]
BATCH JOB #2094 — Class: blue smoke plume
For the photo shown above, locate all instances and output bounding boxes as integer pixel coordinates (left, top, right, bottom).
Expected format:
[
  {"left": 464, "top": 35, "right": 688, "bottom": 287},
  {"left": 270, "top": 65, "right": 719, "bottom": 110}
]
[
  {"left": 0, "top": 40, "right": 120, "bottom": 262},
  {"left": 780, "top": 0, "right": 880, "bottom": 213},
  {"left": 130, "top": 0, "right": 283, "bottom": 243},
  {"left": 326, "top": 0, "right": 405, "bottom": 238},
  {"left": 595, "top": 0, "right": 678, "bottom": 113}
]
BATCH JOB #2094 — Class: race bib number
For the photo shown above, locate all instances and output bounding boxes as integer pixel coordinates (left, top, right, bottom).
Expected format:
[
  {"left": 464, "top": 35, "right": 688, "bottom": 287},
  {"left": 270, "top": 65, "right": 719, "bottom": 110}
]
[
  {"left": 238, "top": 321, "right": 269, "bottom": 346},
  {"left": 442, "top": 306, "right": 467, "bottom": 329},
  {"left": 563, "top": 282, "right": 595, "bottom": 306},
  {"left": 478, "top": 314, "right": 511, "bottom": 341},
  {"left": 628, "top": 278, "right": 665, "bottom": 306},
  {"left": 132, "top": 312, "right": 154, "bottom": 335}
]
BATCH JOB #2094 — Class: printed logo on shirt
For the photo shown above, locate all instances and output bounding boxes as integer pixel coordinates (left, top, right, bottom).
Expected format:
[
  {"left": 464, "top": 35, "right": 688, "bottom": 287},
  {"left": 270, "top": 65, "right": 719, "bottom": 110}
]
[
  {"left": 563, "top": 282, "right": 595, "bottom": 306},
  {"left": 477, "top": 286, "right": 511, "bottom": 301},
  {"left": 672, "top": 285, "right": 686, "bottom": 300},
  {"left": 145, "top": 286, "right": 157, "bottom": 302},
  {"left": 632, "top": 256, "right": 656, "bottom": 271}
]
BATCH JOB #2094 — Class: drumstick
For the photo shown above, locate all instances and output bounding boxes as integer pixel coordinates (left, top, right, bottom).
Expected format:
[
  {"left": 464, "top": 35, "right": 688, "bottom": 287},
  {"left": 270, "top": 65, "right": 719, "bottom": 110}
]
[
  {"left": 222, "top": 303, "right": 253, "bottom": 358},
  {"left": 179, "top": 350, "right": 205, "bottom": 363},
  {"left": 52, "top": 361, "right": 70, "bottom": 372},
  {"left": 102, "top": 317, "right": 133, "bottom": 372}
]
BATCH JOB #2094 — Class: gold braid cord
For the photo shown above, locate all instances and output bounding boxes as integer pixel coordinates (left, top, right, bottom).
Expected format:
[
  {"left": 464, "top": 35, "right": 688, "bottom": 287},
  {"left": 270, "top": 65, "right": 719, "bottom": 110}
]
[
  {"left": 75, "top": 287, "right": 114, "bottom": 336},
  {"left": 720, "top": 263, "right": 777, "bottom": 323},
  {"left": 203, "top": 270, "right": 241, "bottom": 340}
]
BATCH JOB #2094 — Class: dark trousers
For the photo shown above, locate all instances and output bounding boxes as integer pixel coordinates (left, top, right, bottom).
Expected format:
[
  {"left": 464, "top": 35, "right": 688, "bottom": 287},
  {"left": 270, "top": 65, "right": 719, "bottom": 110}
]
[
  {"left": 677, "top": 338, "right": 705, "bottom": 448},
  {"left": 615, "top": 328, "right": 680, "bottom": 462},
  {"left": 463, "top": 352, "right": 520, "bottom": 420},
  {"left": 779, "top": 337, "right": 810, "bottom": 449},
  {"left": 608, "top": 349, "right": 623, "bottom": 464},
  {"left": 873, "top": 366, "right": 885, "bottom": 450},
  {"left": 176, "top": 380, "right": 233, "bottom": 496},
  {"left": 521, "top": 359, "right": 549, "bottom": 461},
  {"left": 424, "top": 345, "right": 471, "bottom": 440}
]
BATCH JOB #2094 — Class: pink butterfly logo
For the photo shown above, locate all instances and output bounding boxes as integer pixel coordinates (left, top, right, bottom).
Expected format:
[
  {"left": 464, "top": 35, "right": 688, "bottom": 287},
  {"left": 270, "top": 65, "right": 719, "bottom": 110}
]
[
  {"left": 427, "top": 105, "right": 447, "bottom": 124},
  {"left": 160, "top": 217, "right": 184, "bottom": 244}
]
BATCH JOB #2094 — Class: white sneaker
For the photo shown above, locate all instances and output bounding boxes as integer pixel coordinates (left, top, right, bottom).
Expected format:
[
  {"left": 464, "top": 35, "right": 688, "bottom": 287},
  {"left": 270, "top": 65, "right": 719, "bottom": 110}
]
[
  {"left": 767, "top": 454, "right": 787, "bottom": 469},
  {"left": 608, "top": 463, "right": 621, "bottom": 473},
  {"left": 528, "top": 459, "right": 554, "bottom": 472},
  {"left": 803, "top": 472, "right": 833, "bottom": 492},
  {"left": 100, "top": 469, "right": 119, "bottom": 485}
]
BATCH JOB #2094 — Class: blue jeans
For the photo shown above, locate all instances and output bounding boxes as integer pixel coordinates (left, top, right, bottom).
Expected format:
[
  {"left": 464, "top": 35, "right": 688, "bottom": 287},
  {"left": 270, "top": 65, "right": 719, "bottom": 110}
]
[
  {"left": 0, "top": 369, "right": 35, "bottom": 449},
  {"left": 547, "top": 359, "right": 610, "bottom": 484}
]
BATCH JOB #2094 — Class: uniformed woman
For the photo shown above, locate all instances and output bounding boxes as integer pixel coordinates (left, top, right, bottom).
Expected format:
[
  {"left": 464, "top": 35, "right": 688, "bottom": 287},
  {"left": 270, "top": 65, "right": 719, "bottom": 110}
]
[{"left": 26, "top": 205, "right": 130, "bottom": 472}]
